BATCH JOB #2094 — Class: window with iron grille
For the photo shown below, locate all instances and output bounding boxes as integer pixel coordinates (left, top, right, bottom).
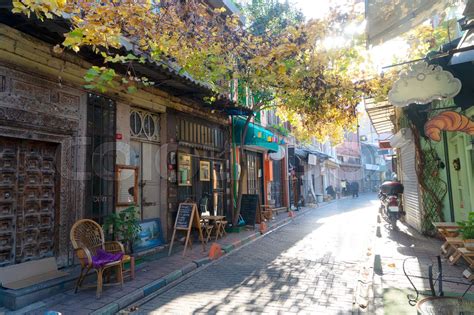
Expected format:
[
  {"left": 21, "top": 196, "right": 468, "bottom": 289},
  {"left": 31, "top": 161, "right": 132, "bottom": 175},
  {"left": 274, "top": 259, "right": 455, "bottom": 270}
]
[
  {"left": 85, "top": 93, "right": 116, "bottom": 223},
  {"left": 130, "top": 108, "right": 160, "bottom": 142}
]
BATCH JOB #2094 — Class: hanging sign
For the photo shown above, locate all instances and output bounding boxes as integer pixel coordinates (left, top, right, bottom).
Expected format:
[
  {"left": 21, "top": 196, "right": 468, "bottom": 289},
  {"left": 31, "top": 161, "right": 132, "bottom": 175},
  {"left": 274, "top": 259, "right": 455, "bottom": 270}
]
[
  {"left": 388, "top": 62, "right": 462, "bottom": 107},
  {"left": 424, "top": 111, "right": 474, "bottom": 142},
  {"left": 168, "top": 203, "right": 205, "bottom": 257}
]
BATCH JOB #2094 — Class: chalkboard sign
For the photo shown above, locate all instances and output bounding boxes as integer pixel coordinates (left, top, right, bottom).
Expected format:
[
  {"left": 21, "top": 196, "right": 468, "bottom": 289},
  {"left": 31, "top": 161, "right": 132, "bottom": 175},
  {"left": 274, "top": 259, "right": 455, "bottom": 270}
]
[
  {"left": 168, "top": 202, "right": 205, "bottom": 257},
  {"left": 240, "top": 194, "right": 259, "bottom": 226},
  {"left": 175, "top": 203, "right": 194, "bottom": 229}
]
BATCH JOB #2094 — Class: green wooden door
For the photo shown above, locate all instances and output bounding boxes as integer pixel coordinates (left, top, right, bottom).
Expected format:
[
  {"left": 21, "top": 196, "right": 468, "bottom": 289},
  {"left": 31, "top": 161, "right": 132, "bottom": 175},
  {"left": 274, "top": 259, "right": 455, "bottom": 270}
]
[{"left": 449, "top": 133, "right": 472, "bottom": 221}]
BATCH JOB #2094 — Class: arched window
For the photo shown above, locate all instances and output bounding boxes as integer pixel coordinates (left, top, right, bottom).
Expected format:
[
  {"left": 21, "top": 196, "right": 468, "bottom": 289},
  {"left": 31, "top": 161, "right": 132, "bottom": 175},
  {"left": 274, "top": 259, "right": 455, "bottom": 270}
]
[{"left": 129, "top": 109, "right": 159, "bottom": 142}]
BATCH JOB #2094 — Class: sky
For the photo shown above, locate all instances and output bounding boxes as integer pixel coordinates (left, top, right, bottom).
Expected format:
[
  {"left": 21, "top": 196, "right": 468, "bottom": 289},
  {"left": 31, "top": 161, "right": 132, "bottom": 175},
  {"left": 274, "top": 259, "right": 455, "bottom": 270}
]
[{"left": 290, "top": 0, "right": 332, "bottom": 19}]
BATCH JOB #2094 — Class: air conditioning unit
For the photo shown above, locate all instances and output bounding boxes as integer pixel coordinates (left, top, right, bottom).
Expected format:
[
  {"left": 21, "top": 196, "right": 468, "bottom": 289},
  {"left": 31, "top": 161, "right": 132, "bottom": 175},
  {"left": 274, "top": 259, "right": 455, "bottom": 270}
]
[{"left": 390, "top": 128, "right": 413, "bottom": 148}]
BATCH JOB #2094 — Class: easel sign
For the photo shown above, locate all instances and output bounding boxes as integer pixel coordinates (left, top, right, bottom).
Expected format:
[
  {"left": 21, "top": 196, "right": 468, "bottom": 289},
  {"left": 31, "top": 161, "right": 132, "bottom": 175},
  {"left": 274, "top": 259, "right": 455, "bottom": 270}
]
[{"left": 168, "top": 202, "right": 205, "bottom": 257}]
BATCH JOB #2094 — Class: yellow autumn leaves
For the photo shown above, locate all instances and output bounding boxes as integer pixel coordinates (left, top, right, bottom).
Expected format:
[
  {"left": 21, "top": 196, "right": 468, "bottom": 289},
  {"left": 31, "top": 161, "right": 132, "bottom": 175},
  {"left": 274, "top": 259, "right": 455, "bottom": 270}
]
[{"left": 11, "top": 0, "right": 368, "bottom": 144}]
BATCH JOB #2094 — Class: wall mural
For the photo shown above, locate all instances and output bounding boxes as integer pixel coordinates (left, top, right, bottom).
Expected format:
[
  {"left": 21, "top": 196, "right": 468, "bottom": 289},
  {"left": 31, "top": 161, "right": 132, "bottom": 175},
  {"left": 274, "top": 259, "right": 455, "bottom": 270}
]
[
  {"left": 424, "top": 111, "right": 474, "bottom": 142},
  {"left": 388, "top": 62, "right": 462, "bottom": 107}
]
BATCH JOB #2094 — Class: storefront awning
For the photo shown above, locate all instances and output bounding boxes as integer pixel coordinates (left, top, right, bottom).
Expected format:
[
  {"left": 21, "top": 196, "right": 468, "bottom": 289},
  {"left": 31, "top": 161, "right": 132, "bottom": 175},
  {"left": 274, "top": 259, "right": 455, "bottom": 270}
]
[
  {"left": 232, "top": 117, "right": 279, "bottom": 152},
  {"left": 364, "top": 98, "right": 396, "bottom": 136},
  {"left": 294, "top": 147, "right": 330, "bottom": 161}
]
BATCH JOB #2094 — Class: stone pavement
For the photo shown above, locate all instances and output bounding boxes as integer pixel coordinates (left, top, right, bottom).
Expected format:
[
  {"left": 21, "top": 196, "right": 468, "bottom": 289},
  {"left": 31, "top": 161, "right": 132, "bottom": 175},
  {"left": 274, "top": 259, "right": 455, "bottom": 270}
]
[
  {"left": 3, "top": 200, "right": 331, "bottom": 315},
  {"left": 125, "top": 194, "right": 378, "bottom": 315},
  {"left": 371, "top": 211, "right": 473, "bottom": 315}
]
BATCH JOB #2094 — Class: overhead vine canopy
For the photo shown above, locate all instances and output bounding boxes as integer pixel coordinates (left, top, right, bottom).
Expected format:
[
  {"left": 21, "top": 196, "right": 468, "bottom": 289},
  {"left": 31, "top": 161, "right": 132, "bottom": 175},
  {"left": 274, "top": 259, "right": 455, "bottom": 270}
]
[{"left": 12, "top": 0, "right": 369, "bottom": 143}]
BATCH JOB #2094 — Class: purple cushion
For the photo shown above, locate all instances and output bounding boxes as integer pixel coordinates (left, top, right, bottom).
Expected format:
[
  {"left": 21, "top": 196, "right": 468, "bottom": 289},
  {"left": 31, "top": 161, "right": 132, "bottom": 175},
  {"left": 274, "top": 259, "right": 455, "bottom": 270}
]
[{"left": 91, "top": 248, "right": 123, "bottom": 268}]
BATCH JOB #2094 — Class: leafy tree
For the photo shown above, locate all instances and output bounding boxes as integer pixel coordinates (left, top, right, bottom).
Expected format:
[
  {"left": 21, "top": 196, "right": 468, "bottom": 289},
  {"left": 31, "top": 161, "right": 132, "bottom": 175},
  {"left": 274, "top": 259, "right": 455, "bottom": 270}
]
[
  {"left": 242, "top": 0, "right": 304, "bottom": 36},
  {"left": 12, "top": 0, "right": 369, "bottom": 224}
]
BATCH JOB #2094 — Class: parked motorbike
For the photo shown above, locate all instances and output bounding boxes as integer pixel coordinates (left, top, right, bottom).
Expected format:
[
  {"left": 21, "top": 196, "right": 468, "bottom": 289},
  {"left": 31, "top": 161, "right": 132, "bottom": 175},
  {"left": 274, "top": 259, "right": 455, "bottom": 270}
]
[{"left": 378, "top": 181, "right": 404, "bottom": 229}]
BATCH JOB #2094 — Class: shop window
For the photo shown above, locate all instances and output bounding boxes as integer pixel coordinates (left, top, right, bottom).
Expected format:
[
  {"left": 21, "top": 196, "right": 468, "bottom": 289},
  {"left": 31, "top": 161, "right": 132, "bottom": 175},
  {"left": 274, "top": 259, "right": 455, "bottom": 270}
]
[{"left": 130, "top": 109, "right": 159, "bottom": 142}]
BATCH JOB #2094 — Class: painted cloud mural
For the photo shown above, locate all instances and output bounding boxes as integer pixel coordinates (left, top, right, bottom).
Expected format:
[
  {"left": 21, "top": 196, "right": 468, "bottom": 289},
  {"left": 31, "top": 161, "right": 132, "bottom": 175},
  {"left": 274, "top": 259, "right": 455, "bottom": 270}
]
[{"left": 388, "top": 62, "right": 462, "bottom": 107}]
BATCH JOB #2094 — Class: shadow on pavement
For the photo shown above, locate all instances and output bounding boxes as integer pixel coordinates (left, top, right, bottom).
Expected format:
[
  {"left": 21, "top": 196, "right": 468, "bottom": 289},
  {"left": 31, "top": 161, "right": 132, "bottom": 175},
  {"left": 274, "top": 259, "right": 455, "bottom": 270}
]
[{"left": 133, "top": 195, "right": 378, "bottom": 314}]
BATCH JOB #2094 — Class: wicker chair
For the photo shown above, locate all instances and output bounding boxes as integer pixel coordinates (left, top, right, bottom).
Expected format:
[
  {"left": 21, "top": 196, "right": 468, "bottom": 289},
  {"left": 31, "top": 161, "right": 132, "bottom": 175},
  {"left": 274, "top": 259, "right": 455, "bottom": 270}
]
[{"left": 70, "top": 219, "right": 124, "bottom": 298}]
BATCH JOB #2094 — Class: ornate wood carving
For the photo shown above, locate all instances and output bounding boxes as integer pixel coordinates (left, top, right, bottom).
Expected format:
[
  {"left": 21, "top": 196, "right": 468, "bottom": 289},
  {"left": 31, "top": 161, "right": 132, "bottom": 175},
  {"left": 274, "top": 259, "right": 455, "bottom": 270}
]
[
  {"left": 0, "top": 107, "right": 78, "bottom": 134},
  {"left": 0, "top": 66, "right": 85, "bottom": 267}
]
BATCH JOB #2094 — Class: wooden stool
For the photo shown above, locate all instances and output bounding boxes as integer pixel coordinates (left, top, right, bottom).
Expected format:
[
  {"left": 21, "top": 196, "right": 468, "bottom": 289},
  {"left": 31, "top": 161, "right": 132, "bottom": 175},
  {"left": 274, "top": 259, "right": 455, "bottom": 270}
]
[
  {"left": 122, "top": 255, "right": 135, "bottom": 280},
  {"left": 446, "top": 237, "right": 464, "bottom": 265},
  {"left": 220, "top": 221, "right": 228, "bottom": 237},
  {"left": 215, "top": 221, "right": 223, "bottom": 240},
  {"left": 459, "top": 248, "right": 474, "bottom": 268},
  {"left": 200, "top": 220, "right": 214, "bottom": 243}
]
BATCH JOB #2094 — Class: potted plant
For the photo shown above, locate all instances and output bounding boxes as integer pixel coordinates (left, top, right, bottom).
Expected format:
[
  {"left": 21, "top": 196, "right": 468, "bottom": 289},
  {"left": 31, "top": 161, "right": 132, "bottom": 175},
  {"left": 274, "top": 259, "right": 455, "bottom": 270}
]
[
  {"left": 103, "top": 206, "right": 142, "bottom": 254},
  {"left": 458, "top": 212, "right": 474, "bottom": 251}
]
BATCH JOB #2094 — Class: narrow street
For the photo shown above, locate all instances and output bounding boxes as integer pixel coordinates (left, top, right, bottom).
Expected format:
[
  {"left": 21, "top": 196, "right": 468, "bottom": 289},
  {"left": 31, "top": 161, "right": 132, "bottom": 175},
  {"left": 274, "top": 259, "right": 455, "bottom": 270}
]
[{"left": 128, "top": 195, "right": 378, "bottom": 314}]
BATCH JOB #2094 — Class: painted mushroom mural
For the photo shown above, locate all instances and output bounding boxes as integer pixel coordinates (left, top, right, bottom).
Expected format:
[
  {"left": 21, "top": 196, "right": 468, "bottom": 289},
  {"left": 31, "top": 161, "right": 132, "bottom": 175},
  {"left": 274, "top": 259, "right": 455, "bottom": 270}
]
[{"left": 424, "top": 111, "right": 474, "bottom": 142}]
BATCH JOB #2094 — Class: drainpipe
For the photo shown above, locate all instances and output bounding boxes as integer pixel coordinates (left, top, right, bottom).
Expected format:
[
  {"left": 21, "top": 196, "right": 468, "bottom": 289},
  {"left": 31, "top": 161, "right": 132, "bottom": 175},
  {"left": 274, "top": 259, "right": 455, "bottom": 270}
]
[{"left": 443, "top": 131, "right": 455, "bottom": 222}]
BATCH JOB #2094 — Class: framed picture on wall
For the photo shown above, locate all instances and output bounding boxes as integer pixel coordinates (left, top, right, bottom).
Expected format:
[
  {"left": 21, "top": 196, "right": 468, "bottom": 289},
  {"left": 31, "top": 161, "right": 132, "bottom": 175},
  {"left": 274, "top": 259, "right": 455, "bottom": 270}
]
[
  {"left": 178, "top": 153, "right": 192, "bottom": 186},
  {"left": 200, "top": 161, "right": 210, "bottom": 181}
]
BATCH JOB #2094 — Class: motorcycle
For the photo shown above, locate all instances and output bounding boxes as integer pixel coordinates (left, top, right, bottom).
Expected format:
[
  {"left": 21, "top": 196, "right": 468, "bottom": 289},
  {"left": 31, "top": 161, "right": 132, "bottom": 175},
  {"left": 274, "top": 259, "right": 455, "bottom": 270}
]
[{"left": 378, "top": 181, "right": 404, "bottom": 229}]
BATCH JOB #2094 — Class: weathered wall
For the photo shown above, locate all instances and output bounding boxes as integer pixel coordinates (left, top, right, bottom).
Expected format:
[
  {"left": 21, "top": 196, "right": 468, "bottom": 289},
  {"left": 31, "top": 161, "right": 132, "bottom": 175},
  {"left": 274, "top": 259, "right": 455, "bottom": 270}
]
[
  {"left": 0, "top": 23, "right": 230, "bottom": 265},
  {"left": 0, "top": 64, "right": 85, "bottom": 266}
]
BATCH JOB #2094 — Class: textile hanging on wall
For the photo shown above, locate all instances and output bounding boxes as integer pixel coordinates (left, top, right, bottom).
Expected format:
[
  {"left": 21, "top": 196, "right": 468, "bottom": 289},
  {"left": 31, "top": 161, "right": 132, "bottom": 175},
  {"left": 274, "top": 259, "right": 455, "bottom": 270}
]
[{"left": 424, "top": 111, "right": 474, "bottom": 141}]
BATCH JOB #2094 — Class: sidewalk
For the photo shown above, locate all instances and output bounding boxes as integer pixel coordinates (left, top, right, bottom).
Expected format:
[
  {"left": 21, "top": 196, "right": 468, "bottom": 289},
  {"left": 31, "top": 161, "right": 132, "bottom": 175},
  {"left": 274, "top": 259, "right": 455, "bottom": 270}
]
[
  {"left": 4, "top": 201, "right": 335, "bottom": 315},
  {"left": 371, "top": 216, "right": 472, "bottom": 315}
]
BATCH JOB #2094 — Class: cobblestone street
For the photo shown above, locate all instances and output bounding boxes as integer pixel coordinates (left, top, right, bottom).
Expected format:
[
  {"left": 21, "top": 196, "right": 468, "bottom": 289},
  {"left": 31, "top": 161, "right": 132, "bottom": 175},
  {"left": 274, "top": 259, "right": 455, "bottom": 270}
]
[{"left": 127, "top": 195, "right": 378, "bottom": 314}]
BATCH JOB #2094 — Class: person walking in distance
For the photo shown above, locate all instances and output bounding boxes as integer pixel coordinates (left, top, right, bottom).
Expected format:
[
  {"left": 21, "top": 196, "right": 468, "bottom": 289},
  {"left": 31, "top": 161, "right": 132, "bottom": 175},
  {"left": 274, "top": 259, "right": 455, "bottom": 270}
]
[
  {"left": 351, "top": 181, "right": 359, "bottom": 198},
  {"left": 341, "top": 180, "right": 347, "bottom": 196}
]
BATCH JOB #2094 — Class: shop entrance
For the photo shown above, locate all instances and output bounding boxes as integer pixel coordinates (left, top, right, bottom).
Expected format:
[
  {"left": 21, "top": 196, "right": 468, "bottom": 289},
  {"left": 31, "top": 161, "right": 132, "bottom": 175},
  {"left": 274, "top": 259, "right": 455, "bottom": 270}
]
[
  {"left": 130, "top": 141, "right": 161, "bottom": 220},
  {"left": 247, "top": 151, "right": 264, "bottom": 201},
  {"left": 271, "top": 159, "right": 284, "bottom": 208},
  {"left": 0, "top": 137, "right": 58, "bottom": 266},
  {"left": 450, "top": 135, "right": 471, "bottom": 221}
]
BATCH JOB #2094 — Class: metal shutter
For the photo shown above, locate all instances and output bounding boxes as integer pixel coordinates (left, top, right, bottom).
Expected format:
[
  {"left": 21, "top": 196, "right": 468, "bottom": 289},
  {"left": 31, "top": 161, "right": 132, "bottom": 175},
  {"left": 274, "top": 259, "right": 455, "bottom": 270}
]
[{"left": 400, "top": 142, "right": 422, "bottom": 231}]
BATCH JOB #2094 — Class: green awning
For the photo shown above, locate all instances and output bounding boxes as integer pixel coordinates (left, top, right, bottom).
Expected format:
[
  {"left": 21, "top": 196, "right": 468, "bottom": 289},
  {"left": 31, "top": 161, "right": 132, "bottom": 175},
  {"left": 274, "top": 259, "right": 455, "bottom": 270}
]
[{"left": 232, "top": 117, "right": 279, "bottom": 152}]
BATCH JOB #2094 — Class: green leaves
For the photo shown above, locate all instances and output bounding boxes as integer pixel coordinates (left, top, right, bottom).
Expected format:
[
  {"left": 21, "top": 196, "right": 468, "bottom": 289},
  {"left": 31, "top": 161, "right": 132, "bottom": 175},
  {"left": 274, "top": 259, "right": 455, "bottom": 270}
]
[
  {"left": 458, "top": 212, "right": 474, "bottom": 240},
  {"left": 83, "top": 66, "right": 117, "bottom": 93},
  {"left": 103, "top": 206, "right": 141, "bottom": 244},
  {"left": 63, "top": 28, "right": 84, "bottom": 52}
]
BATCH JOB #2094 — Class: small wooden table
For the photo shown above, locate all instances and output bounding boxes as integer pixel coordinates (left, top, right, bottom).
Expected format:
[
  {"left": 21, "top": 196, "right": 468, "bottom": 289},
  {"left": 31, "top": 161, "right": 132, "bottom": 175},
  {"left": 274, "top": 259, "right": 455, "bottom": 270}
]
[{"left": 201, "top": 215, "right": 226, "bottom": 240}]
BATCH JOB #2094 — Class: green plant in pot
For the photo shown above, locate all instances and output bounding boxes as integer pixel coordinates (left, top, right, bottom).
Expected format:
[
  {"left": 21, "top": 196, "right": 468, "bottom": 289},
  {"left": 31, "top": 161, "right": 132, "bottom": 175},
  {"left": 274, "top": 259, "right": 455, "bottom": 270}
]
[
  {"left": 103, "top": 206, "right": 141, "bottom": 254},
  {"left": 458, "top": 212, "right": 474, "bottom": 251}
]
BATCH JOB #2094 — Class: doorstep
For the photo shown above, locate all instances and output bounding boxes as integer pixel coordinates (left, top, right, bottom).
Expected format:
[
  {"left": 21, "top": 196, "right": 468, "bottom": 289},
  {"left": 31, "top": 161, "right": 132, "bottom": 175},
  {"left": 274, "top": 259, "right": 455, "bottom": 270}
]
[{"left": 7, "top": 200, "right": 336, "bottom": 315}]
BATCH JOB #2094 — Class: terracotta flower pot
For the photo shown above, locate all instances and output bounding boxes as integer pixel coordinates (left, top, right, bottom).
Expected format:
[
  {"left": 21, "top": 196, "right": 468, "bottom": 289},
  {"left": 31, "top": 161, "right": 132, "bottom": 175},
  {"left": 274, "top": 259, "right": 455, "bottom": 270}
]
[{"left": 464, "top": 239, "right": 474, "bottom": 251}]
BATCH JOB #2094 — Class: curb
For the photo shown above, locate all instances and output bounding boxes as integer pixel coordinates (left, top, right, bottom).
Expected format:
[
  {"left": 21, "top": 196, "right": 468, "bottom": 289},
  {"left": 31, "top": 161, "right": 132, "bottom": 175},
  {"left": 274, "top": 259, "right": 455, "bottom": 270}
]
[{"left": 58, "top": 201, "right": 335, "bottom": 315}]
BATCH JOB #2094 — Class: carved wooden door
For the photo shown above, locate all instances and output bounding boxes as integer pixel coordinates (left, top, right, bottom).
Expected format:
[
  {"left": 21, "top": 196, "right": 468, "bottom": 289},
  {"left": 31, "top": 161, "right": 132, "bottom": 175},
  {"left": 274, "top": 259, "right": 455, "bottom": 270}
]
[{"left": 0, "top": 137, "right": 57, "bottom": 266}]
